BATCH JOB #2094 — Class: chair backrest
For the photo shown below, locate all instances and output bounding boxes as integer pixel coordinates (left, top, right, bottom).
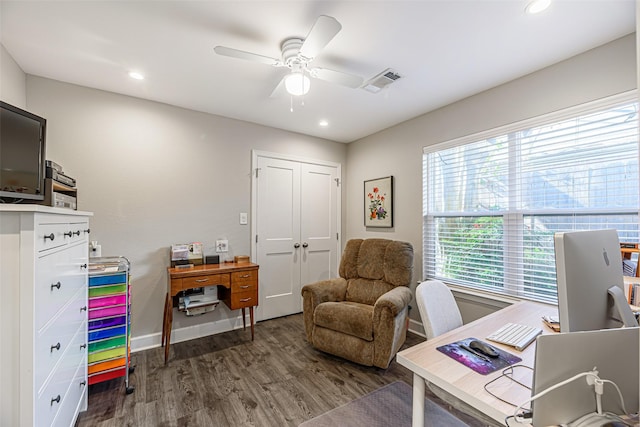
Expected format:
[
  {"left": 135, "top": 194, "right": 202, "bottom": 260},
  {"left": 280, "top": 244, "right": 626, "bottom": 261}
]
[
  {"left": 340, "top": 238, "right": 413, "bottom": 305},
  {"left": 415, "top": 280, "right": 463, "bottom": 340}
]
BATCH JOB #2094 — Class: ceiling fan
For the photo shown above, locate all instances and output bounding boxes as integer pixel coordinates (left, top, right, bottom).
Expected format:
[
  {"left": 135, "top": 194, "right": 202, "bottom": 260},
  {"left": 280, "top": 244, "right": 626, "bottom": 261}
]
[{"left": 214, "top": 15, "right": 364, "bottom": 97}]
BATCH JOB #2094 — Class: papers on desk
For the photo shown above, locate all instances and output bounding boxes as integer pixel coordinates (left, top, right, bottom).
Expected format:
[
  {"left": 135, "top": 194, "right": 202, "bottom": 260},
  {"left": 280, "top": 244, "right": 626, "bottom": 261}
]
[{"left": 436, "top": 337, "right": 521, "bottom": 375}]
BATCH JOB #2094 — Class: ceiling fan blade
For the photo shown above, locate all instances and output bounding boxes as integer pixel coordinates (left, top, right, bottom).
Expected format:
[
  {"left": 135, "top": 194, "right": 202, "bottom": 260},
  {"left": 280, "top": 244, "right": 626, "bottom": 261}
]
[
  {"left": 311, "top": 67, "right": 363, "bottom": 88},
  {"left": 269, "top": 77, "right": 286, "bottom": 98},
  {"left": 214, "top": 46, "right": 281, "bottom": 67},
  {"left": 299, "top": 15, "right": 342, "bottom": 60}
]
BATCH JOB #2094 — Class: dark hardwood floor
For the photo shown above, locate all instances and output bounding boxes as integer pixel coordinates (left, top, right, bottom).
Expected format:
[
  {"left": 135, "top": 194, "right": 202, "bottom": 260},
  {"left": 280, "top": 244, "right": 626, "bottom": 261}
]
[{"left": 76, "top": 314, "right": 485, "bottom": 427}]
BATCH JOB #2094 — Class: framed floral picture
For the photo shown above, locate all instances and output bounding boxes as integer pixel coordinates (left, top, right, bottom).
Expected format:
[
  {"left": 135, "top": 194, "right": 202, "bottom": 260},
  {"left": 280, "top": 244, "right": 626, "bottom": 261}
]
[{"left": 364, "top": 176, "right": 393, "bottom": 228}]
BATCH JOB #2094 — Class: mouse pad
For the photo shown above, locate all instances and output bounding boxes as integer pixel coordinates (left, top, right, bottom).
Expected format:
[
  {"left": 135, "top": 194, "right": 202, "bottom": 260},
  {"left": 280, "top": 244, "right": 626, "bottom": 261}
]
[{"left": 436, "top": 337, "right": 521, "bottom": 375}]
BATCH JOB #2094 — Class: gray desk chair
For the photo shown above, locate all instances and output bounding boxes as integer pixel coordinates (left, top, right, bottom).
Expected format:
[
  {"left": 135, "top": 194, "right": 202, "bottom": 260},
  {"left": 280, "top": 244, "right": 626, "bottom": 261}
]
[
  {"left": 414, "top": 279, "right": 502, "bottom": 426},
  {"left": 415, "top": 279, "right": 463, "bottom": 339}
]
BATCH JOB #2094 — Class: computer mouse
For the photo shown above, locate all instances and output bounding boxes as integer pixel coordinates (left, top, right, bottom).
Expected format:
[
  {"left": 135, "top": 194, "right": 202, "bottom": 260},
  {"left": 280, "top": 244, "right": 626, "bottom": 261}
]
[{"left": 469, "top": 340, "right": 499, "bottom": 358}]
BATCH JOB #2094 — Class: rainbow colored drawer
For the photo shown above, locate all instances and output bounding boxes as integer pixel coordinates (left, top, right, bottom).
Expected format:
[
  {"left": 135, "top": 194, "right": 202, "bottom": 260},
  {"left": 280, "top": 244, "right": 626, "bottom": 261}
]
[{"left": 88, "top": 257, "right": 134, "bottom": 394}]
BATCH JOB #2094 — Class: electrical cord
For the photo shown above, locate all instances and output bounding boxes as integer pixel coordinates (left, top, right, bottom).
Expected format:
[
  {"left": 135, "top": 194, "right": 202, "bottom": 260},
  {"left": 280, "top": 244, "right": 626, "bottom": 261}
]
[
  {"left": 512, "top": 369, "right": 629, "bottom": 425},
  {"left": 512, "top": 370, "right": 599, "bottom": 424}
]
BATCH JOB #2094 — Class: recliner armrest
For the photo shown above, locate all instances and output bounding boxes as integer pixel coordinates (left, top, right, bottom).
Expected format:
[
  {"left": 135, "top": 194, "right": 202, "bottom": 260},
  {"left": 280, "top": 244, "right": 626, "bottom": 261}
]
[
  {"left": 301, "top": 278, "right": 348, "bottom": 341},
  {"left": 373, "top": 286, "right": 412, "bottom": 318}
]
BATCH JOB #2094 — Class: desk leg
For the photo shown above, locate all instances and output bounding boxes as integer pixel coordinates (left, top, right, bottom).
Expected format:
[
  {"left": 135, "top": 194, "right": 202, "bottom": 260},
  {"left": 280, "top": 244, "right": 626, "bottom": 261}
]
[
  {"left": 161, "top": 293, "right": 168, "bottom": 347},
  {"left": 164, "top": 294, "right": 173, "bottom": 365},
  {"left": 249, "top": 306, "right": 254, "bottom": 341},
  {"left": 241, "top": 308, "right": 246, "bottom": 330},
  {"left": 412, "top": 372, "right": 425, "bottom": 427}
]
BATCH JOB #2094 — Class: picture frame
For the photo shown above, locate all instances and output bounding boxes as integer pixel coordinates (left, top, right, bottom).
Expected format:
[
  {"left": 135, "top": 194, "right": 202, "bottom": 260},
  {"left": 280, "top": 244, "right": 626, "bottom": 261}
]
[{"left": 364, "top": 176, "right": 393, "bottom": 228}]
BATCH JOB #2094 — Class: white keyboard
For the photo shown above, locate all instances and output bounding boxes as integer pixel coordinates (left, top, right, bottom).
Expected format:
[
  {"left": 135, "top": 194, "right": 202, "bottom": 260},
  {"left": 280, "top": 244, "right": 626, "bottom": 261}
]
[{"left": 486, "top": 323, "right": 542, "bottom": 351}]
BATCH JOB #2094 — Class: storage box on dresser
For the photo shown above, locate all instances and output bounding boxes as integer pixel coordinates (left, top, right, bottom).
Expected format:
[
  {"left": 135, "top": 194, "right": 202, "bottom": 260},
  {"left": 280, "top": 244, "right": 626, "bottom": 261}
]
[{"left": 0, "top": 206, "right": 92, "bottom": 427}]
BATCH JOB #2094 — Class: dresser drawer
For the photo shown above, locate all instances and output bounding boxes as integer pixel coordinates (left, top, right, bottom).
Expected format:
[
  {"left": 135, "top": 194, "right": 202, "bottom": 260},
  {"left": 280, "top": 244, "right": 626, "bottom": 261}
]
[
  {"left": 35, "top": 216, "right": 89, "bottom": 254},
  {"left": 181, "top": 273, "right": 230, "bottom": 290},
  {"left": 35, "top": 289, "right": 87, "bottom": 394},
  {"left": 35, "top": 242, "right": 88, "bottom": 332},
  {"left": 228, "top": 289, "right": 258, "bottom": 309},
  {"left": 52, "top": 360, "right": 87, "bottom": 427},
  {"left": 36, "top": 324, "right": 87, "bottom": 426}
]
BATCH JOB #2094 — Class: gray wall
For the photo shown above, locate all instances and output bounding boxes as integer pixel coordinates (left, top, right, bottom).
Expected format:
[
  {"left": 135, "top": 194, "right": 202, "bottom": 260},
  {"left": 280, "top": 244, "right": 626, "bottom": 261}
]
[
  {"left": 346, "top": 34, "right": 638, "bottom": 330},
  {"left": 0, "top": 44, "right": 26, "bottom": 108},
  {"left": 23, "top": 76, "right": 347, "bottom": 348},
  {"left": 2, "top": 32, "right": 637, "bottom": 343}
]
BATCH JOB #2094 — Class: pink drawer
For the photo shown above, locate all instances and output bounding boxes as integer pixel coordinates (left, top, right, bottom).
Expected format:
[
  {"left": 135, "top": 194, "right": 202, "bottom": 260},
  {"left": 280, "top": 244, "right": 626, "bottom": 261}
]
[
  {"left": 89, "top": 305, "right": 127, "bottom": 319},
  {"left": 89, "top": 294, "right": 126, "bottom": 309}
]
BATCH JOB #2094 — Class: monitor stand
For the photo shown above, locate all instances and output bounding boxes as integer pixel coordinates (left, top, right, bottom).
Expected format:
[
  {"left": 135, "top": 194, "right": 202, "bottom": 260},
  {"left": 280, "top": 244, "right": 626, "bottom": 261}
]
[
  {"left": 568, "top": 411, "right": 626, "bottom": 427},
  {"left": 608, "top": 286, "right": 639, "bottom": 327}
]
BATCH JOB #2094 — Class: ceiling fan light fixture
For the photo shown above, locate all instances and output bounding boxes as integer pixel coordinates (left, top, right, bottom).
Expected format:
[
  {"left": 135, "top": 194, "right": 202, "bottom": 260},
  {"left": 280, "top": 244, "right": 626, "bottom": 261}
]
[
  {"left": 285, "top": 72, "right": 311, "bottom": 96},
  {"left": 525, "top": 0, "right": 551, "bottom": 14}
]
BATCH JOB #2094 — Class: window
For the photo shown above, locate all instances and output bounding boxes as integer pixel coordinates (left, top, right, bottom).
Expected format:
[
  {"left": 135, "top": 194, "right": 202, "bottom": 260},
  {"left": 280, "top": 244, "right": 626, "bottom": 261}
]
[{"left": 423, "top": 95, "right": 639, "bottom": 303}]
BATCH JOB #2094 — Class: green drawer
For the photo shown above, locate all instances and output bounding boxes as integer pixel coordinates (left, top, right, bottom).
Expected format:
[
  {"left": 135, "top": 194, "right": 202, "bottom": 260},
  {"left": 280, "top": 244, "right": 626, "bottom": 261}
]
[
  {"left": 89, "top": 336, "right": 127, "bottom": 354},
  {"left": 88, "top": 284, "right": 127, "bottom": 298}
]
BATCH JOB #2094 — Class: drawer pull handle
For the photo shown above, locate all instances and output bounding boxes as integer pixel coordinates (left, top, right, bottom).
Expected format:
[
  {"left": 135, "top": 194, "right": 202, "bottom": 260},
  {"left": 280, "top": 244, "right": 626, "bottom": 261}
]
[
  {"left": 73, "top": 230, "right": 81, "bottom": 236},
  {"left": 239, "top": 285, "right": 250, "bottom": 289},
  {"left": 240, "top": 274, "right": 251, "bottom": 278},
  {"left": 80, "top": 263, "right": 88, "bottom": 269},
  {"left": 240, "top": 298, "right": 252, "bottom": 302},
  {"left": 44, "top": 233, "right": 55, "bottom": 241},
  {"left": 51, "top": 282, "right": 61, "bottom": 290},
  {"left": 64, "top": 231, "right": 73, "bottom": 237},
  {"left": 50, "top": 342, "right": 61, "bottom": 352},
  {"left": 80, "top": 306, "right": 87, "bottom": 312},
  {"left": 51, "top": 395, "right": 61, "bottom": 406},
  {"left": 84, "top": 228, "right": 91, "bottom": 234},
  {"left": 195, "top": 278, "right": 209, "bottom": 283},
  {"left": 80, "top": 343, "right": 87, "bottom": 350}
]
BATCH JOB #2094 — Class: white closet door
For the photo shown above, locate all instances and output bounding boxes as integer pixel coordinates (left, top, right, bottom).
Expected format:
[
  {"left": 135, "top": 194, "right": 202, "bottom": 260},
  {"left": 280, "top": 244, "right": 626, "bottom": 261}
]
[
  {"left": 254, "top": 153, "right": 340, "bottom": 321},
  {"left": 300, "top": 163, "right": 338, "bottom": 287},
  {"left": 256, "top": 157, "right": 302, "bottom": 320}
]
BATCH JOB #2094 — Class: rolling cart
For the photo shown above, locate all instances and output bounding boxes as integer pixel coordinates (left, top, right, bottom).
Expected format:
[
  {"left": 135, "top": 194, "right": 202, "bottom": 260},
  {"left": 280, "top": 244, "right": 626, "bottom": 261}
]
[{"left": 88, "top": 256, "right": 135, "bottom": 394}]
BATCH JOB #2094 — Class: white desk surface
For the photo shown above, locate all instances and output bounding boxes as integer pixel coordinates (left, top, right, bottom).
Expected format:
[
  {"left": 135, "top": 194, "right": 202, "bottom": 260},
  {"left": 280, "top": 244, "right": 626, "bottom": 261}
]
[{"left": 397, "top": 300, "right": 558, "bottom": 425}]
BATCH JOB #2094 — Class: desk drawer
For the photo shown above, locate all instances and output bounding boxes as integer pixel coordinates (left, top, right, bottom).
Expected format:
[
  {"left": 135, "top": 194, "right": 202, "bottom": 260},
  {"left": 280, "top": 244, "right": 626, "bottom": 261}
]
[
  {"left": 231, "top": 270, "right": 257, "bottom": 292},
  {"left": 228, "top": 289, "right": 258, "bottom": 309},
  {"left": 181, "top": 273, "right": 230, "bottom": 290}
]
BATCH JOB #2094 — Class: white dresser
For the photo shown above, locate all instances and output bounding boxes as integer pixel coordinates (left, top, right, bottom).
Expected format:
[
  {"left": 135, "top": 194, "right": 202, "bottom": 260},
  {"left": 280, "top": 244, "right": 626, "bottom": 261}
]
[{"left": 0, "top": 206, "right": 92, "bottom": 427}]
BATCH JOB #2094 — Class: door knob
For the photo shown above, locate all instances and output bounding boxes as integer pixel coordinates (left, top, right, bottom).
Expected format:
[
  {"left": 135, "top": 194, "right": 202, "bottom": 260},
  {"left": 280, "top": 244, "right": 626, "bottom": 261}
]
[
  {"left": 302, "top": 242, "right": 309, "bottom": 248},
  {"left": 294, "top": 243, "right": 300, "bottom": 249}
]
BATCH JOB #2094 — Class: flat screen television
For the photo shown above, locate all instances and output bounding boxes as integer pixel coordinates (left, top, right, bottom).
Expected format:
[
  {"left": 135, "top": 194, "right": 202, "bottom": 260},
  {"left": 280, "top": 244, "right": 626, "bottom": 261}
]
[{"left": 0, "top": 101, "right": 47, "bottom": 201}]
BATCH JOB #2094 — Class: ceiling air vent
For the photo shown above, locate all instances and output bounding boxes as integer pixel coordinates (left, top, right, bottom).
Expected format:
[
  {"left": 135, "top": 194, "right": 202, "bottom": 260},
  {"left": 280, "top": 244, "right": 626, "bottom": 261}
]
[{"left": 362, "top": 68, "right": 402, "bottom": 94}]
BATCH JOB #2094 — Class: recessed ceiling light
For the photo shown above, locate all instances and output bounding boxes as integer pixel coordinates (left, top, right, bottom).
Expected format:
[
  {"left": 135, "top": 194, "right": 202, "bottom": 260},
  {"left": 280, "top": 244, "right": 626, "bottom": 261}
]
[
  {"left": 319, "top": 120, "right": 329, "bottom": 127},
  {"left": 128, "top": 71, "right": 144, "bottom": 80},
  {"left": 525, "top": 0, "right": 551, "bottom": 14}
]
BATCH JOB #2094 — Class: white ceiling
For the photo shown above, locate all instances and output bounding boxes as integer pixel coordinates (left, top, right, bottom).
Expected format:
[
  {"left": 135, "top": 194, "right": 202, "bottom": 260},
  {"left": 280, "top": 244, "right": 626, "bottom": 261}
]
[{"left": 0, "top": 1, "right": 635, "bottom": 143}]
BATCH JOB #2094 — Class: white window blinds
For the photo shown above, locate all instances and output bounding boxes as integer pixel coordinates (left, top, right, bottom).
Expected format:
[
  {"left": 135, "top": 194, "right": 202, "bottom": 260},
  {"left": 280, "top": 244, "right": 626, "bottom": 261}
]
[{"left": 423, "top": 96, "right": 639, "bottom": 303}]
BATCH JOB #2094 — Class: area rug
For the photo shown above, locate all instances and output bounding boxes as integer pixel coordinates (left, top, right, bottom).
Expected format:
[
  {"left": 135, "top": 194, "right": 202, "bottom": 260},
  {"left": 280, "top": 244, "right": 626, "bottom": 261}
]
[{"left": 299, "top": 381, "right": 470, "bottom": 427}]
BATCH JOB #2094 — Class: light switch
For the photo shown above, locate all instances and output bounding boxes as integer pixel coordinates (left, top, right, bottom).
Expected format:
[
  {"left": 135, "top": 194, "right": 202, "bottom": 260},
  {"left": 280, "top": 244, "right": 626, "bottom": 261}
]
[{"left": 240, "top": 212, "right": 248, "bottom": 225}]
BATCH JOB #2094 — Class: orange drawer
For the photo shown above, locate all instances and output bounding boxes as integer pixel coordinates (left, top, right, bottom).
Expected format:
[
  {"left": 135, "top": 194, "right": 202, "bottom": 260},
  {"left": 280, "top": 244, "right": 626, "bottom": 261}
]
[
  {"left": 229, "top": 289, "right": 258, "bottom": 309},
  {"left": 181, "top": 273, "right": 229, "bottom": 290}
]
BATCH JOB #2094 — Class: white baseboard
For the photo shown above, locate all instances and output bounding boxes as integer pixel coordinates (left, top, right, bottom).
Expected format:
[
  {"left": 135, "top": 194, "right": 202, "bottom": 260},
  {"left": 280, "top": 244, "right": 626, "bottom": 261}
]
[
  {"left": 408, "top": 317, "right": 426, "bottom": 338},
  {"left": 130, "top": 314, "right": 248, "bottom": 353}
]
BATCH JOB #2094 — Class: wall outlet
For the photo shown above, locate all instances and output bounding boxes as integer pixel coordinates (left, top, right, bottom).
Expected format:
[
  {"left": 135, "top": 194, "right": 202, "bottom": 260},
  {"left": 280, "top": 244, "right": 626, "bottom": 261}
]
[{"left": 215, "top": 240, "right": 228, "bottom": 252}]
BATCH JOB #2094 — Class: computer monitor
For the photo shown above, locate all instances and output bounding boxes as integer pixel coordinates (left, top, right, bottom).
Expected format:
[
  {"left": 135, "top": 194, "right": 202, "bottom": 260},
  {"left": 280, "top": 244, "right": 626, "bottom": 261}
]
[
  {"left": 554, "top": 229, "right": 638, "bottom": 332},
  {"left": 531, "top": 327, "right": 639, "bottom": 426}
]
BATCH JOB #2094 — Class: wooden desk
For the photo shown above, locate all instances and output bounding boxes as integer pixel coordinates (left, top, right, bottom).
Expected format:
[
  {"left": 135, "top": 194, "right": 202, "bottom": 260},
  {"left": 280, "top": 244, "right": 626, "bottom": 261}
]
[
  {"left": 396, "top": 300, "right": 557, "bottom": 427},
  {"left": 162, "top": 263, "right": 259, "bottom": 364}
]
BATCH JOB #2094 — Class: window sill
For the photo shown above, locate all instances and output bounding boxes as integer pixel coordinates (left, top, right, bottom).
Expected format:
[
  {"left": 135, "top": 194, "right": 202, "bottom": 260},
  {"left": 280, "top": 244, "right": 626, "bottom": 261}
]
[{"left": 446, "top": 284, "right": 557, "bottom": 310}]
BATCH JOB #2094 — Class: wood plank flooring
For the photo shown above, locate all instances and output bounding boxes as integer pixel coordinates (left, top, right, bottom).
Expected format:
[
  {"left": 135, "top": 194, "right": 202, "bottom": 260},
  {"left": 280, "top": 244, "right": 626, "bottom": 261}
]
[{"left": 76, "top": 314, "right": 486, "bottom": 427}]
